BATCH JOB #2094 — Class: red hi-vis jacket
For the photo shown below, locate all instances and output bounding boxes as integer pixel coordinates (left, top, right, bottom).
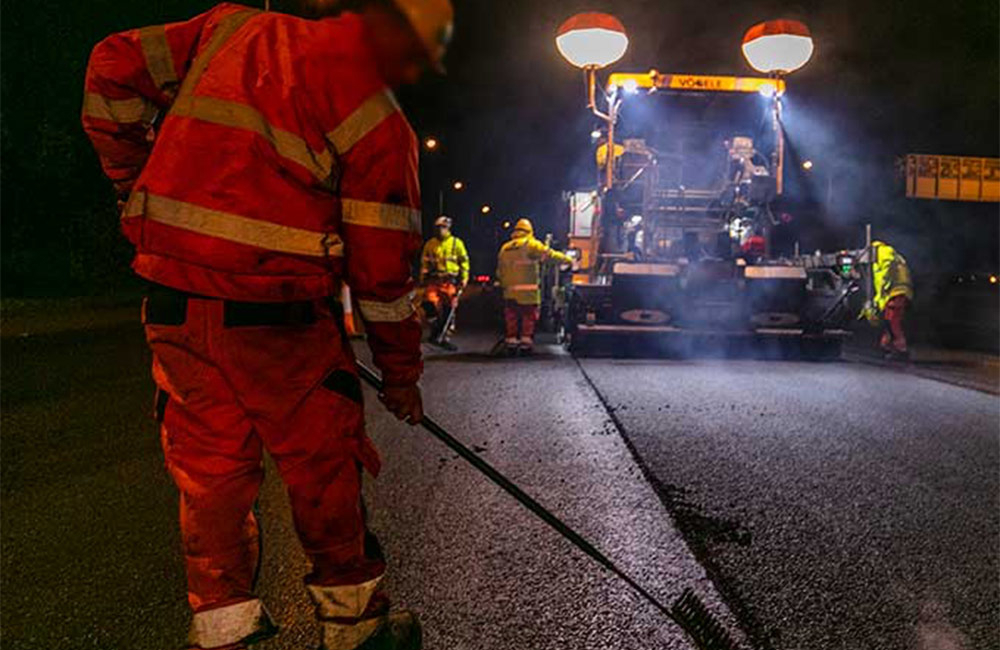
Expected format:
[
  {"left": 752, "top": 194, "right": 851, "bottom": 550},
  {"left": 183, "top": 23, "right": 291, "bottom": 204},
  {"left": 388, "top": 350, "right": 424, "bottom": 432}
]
[{"left": 83, "top": 4, "right": 423, "bottom": 385}]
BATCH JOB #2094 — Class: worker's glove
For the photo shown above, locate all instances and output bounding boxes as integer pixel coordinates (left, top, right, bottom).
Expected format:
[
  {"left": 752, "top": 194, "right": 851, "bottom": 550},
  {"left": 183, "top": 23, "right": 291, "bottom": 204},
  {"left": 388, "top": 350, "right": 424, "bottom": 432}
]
[
  {"left": 379, "top": 383, "right": 423, "bottom": 425},
  {"left": 114, "top": 184, "right": 133, "bottom": 214},
  {"left": 859, "top": 303, "right": 880, "bottom": 325}
]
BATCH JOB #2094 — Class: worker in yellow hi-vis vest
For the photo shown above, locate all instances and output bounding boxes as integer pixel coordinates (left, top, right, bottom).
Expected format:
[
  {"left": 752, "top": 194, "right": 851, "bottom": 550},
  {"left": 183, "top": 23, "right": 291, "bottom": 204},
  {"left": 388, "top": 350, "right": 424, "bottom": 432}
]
[
  {"left": 862, "top": 240, "right": 914, "bottom": 360},
  {"left": 496, "top": 218, "right": 572, "bottom": 355},
  {"left": 420, "top": 216, "right": 469, "bottom": 349}
]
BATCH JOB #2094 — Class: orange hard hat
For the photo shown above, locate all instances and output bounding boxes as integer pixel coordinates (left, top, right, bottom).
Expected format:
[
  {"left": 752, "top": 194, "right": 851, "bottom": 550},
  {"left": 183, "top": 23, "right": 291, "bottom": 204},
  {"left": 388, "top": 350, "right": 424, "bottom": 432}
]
[{"left": 393, "top": 0, "right": 453, "bottom": 72}]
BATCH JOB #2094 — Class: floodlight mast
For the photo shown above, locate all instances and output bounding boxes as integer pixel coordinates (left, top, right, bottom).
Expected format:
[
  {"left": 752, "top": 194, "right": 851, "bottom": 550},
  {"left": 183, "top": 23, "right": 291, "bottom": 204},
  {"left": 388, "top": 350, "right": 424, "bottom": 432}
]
[
  {"left": 583, "top": 67, "right": 621, "bottom": 194},
  {"left": 742, "top": 19, "right": 816, "bottom": 195},
  {"left": 556, "top": 12, "right": 629, "bottom": 194},
  {"left": 773, "top": 85, "right": 785, "bottom": 195}
]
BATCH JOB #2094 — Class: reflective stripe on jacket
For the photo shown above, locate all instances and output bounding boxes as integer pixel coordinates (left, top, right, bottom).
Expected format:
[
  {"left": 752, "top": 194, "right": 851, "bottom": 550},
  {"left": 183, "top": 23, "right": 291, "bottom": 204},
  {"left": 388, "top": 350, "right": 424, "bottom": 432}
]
[
  {"left": 496, "top": 234, "right": 571, "bottom": 305},
  {"left": 421, "top": 235, "right": 469, "bottom": 284},
  {"left": 872, "top": 243, "right": 913, "bottom": 313},
  {"left": 82, "top": 5, "right": 422, "bottom": 385}
]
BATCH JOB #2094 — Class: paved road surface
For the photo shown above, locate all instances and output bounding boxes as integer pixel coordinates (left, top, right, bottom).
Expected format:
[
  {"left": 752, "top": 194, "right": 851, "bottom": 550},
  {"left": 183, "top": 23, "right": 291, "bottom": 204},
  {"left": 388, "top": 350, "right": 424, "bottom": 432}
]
[
  {"left": 579, "top": 357, "right": 998, "bottom": 650},
  {"left": 2, "top": 314, "right": 996, "bottom": 649},
  {"left": 1, "top": 322, "right": 737, "bottom": 649}
]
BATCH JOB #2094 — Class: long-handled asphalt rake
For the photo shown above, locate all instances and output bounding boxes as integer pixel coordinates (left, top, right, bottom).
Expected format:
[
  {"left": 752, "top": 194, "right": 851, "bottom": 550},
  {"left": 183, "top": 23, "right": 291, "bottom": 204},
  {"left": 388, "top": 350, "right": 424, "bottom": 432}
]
[
  {"left": 433, "top": 287, "right": 464, "bottom": 346},
  {"left": 356, "top": 361, "right": 741, "bottom": 650}
]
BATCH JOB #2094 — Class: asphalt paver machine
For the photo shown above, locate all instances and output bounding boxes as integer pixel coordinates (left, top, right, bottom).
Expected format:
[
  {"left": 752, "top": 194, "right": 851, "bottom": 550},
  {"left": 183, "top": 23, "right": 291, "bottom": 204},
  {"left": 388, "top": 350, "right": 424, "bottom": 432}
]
[{"left": 554, "top": 71, "right": 852, "bottom": 356}]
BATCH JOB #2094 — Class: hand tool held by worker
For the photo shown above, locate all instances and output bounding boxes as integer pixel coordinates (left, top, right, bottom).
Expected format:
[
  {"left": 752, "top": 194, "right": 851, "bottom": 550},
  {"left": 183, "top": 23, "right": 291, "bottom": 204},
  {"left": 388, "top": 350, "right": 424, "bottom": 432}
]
[
  {"left": 379, "top": 384, "right": 424, "bottom": 424},
  {"left": 356, "top": 361, "right": 739, "bottom": 650}
]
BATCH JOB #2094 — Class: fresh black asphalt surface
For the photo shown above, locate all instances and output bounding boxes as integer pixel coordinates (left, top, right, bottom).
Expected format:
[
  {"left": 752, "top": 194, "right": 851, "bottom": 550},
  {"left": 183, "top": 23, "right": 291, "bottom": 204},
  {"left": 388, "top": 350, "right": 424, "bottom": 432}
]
[
  {"left": 2, "top": 314, "right": 997, "bottom": 649},
  {"left": 578, "top": 357, "right": 999, "bottom": 650}
]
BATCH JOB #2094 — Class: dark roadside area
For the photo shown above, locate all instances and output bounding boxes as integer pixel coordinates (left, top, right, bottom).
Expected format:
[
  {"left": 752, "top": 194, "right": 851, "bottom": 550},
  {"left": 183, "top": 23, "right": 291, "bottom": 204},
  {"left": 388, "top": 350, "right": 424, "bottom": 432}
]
[{"left": 4, "top": 282, "right": 997, "bottom": 393}]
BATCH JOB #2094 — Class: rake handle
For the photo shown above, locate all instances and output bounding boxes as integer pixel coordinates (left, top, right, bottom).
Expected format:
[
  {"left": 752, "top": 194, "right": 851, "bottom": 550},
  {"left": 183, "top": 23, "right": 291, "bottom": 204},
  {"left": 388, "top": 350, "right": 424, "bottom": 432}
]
[{"left": 355, "top": 360, "right": 674, "bottom": 620}]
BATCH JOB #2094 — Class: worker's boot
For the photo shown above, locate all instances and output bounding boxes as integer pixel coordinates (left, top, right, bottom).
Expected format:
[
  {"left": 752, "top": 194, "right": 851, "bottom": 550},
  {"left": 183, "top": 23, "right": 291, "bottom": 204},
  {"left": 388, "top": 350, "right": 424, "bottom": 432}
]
[
  {"left": 355, "top": 611, "right": 422, "bottom": 650},
  {"left": 879, "top": 331, "right": 893, "bottom": 354},
  {"left": 184, "top": 601, "right": 279, "bottom": 650},
  {"left": 885, "top": 347, "right": 910, "bottom": 362},
  {"left": 318, "top": 611, "right": 422, "bottom": 650},
  {"left": 518, "top": 337, "right": 534, "bottom": 356},
  {"left": 505, "top": 338, "right": 518, "bottom": 356}
]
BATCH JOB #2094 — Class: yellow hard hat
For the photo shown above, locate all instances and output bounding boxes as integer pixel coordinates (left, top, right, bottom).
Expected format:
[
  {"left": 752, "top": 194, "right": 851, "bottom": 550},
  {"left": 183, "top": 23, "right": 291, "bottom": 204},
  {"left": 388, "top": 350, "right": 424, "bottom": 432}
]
[
  {"left": 871, "top": 240, "right": 892, "bottom": 258},
  {"left": 392, "top": 0, "right": 453, "bottom": 72},
  {"left": 595, "top": 142, "right": 625, "bottom": 167},
  {"left": 513, "top": 218, "right": 533, "bottom": 236}
]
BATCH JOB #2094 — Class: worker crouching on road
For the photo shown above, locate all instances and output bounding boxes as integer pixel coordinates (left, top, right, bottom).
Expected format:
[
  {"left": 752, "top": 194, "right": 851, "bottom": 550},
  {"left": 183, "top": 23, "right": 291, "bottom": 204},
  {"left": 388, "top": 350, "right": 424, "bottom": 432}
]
[
  {"left": 496, "top": 218, "right": 572, "bottom": 355},
  {"left": 82, "top": 0, "right": 452, "bottom": 648},
  {"left": 865, "top": 240, "right": 914, "bottom": 360},
  {"left": 420, "top": 216, "right": 469, "bottom": 350}
]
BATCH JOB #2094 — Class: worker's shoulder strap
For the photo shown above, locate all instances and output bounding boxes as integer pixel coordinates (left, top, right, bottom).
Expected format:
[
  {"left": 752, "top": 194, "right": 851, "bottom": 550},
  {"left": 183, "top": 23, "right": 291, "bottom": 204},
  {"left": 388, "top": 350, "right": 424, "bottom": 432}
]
[{"left": 169, "top": 8, "right": 260, "bottom": 116}]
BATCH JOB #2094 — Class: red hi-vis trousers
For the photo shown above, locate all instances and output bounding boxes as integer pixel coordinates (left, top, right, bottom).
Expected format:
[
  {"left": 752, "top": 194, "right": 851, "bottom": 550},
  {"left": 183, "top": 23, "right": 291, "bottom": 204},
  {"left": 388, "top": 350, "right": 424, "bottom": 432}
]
[
  {"left": 504, "top": 301, "right": 540, "bottom": 345},
  {"left": 880, "top": 295, "right": 909, "bottom": 353},
  {"left": 144, "top": 289, "right": 386, "bottom": 649}
]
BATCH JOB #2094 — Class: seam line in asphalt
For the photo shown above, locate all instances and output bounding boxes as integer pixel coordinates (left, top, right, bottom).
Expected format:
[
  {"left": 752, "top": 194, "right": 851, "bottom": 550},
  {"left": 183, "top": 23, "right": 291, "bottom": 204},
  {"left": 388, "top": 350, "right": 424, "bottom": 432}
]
[
  {"left": 573, "top": 356, "right": 767, "bottom": 650},
  {"left": 843, "top": 354, "right": 1000, "bottom": 396}
]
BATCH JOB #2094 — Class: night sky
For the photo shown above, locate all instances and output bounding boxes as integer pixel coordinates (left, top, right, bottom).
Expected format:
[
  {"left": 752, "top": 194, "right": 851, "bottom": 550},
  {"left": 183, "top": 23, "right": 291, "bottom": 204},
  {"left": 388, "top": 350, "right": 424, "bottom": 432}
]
[{"left": 2, "top": 0, "right": 997, "bottom": 293}]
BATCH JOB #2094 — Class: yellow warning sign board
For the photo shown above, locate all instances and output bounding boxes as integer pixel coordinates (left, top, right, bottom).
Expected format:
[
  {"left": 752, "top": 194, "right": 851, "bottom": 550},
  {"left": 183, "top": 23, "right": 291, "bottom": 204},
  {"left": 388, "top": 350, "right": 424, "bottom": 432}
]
[{"left": 905, "top": 154, "right": 1000, "bottom": 202}]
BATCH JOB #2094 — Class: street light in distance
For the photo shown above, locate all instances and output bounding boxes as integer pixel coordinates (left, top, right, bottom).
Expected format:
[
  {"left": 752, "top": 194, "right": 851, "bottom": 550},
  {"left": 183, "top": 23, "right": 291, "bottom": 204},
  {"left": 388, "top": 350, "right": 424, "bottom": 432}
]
[
  {"left": 453, "top": 181, "right": 464, "bottom": 190},
  {"left": 480, "top": 205, "right": 491, "bottom": 214},
  {"left": 802, "top": 160, "right": 814, "bottom": 171},
  {"left": 424, "top": 137, "right": 439, "bottom": 151}
]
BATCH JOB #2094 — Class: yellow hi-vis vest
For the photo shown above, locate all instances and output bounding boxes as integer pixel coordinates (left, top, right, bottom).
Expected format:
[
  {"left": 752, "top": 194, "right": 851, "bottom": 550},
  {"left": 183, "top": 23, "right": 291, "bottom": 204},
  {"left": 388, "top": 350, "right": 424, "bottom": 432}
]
[
  {"left": 421, "top": 234, "right": 469, "bottom": 284},
  {"left": 497, "top": 234, "right": 572, "bottom": 305},
  {"left": 872, "top": 242, "right": 913, "bottom": 313}
]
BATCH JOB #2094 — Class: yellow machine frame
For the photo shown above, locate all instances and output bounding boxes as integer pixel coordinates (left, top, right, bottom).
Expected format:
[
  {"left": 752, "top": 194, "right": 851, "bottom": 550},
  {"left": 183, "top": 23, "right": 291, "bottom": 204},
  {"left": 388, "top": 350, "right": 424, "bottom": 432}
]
[{"left": 606, "top": 70, "right": 786, "bottom": 95}]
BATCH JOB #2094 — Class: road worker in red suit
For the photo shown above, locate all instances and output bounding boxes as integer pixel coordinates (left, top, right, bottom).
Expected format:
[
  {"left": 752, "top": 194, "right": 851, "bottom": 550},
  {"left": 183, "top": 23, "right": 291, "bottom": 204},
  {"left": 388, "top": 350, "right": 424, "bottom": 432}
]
[{"left": 82, "top": 0, "right": 452, "bottom": 648}]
